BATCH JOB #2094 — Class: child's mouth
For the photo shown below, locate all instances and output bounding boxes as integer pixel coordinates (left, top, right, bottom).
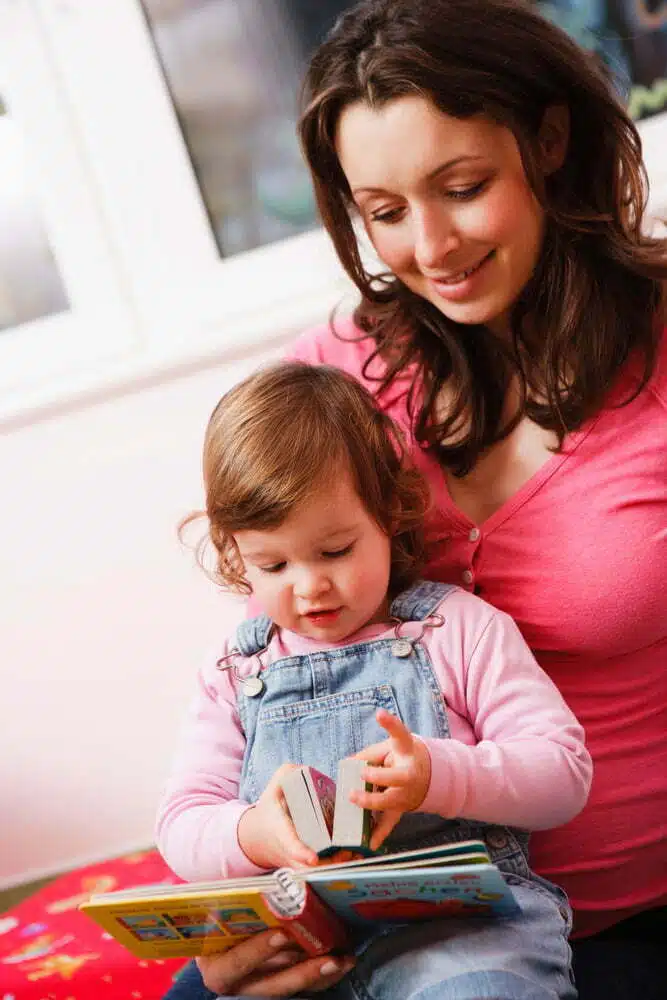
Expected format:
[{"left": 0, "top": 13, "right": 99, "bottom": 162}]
[{"left": 305, "top": 608, "right": 342, "bottom": 624}]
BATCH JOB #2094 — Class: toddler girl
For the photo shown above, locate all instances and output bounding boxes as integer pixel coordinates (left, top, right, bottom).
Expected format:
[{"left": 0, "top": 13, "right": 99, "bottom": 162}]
[{"left": 157, "top": 360, "right": 592, "bottom": 999}]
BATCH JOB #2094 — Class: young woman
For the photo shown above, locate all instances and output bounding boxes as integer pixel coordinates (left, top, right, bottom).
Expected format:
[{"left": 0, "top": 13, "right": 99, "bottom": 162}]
[{"left": 164, "top": 1, "right": 667, "bottom": 996}]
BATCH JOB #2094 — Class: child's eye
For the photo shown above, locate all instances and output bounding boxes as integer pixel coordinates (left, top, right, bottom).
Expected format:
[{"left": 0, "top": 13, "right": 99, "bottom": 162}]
[
  {"left": 322, "top": 544, "right": 354, "bottom": 559},
  {"left": 260, "top": 562, "right": 286, "bottom": 574}
]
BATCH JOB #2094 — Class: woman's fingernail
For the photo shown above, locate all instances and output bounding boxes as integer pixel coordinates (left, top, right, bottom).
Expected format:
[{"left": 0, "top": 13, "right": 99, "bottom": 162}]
[
  {"left": 320, "top": 960, "right": 340, "bottom": 976},
  {"left": 269, "top": 932, "right": 289, "bottom": 948}
]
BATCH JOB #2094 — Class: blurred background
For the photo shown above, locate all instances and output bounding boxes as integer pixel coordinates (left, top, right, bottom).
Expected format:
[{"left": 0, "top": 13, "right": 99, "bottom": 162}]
[{"left": 1, "top": 0, "right": 666, "bottom": 890}]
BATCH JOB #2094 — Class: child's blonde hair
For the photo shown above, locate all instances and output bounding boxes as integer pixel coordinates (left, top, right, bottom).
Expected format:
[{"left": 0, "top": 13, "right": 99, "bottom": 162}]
[{"left": 183, "top": 361, "right": 430, "bottom": 596}]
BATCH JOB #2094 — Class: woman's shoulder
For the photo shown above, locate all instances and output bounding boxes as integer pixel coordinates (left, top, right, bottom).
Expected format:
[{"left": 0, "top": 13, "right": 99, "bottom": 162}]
[
  {"left": 286, "top": 315, "right": 416, "bottom": 421},
  {"left": 287, "top": 315, "right": 377, "bottom": 375}
]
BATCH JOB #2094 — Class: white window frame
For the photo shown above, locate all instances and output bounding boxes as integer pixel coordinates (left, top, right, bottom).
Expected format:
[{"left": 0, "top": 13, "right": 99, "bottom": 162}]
[
  {"left": 0, "top": 0, "right": 138, "bottom": 424},
  {"left": 637, "top": 111, "right": 667, "bottom": 220},
  {"left": 4, "top": 0, "right": 667, "bottom": 422},
  {"left": 41, "top": 0, "right": 667, "bottom": 322},
  {"left": 36, "top": 0, "right": 352, "bottom": 368}
]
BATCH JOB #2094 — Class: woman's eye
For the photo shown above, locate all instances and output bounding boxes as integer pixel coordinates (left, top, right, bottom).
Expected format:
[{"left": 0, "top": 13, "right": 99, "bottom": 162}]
[
  {"left": 447, "top": 180, "right": 487, "bottom": 201},
  {"left": 322, "top": 544, "right": 354, "bottom": 559},
  {"left": 370, "top": 206, "right": 404, "bottom": 225}
]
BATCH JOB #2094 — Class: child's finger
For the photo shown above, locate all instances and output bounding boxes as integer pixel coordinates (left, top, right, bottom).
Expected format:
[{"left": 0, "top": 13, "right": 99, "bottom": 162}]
[
  {"left": 375, "top": 709, "right": 414, "bottom": 750},
  {"left": 317, "top": 850, "right": 355, "bottom": 866},
  {"left": 349, "top": 785, "right": 405, "bottom": 811},
  {"left": 369, "top": 810, "right": 402, "bottom": 850},
  {"left": 351, "top": 741, "right": 390, "bottom": 763},
  {"left": 280, "top": 818, "right": 319, "bottom": 867},
  {"left": 361, "top": 764, "right": 410, "bottom": 788}
]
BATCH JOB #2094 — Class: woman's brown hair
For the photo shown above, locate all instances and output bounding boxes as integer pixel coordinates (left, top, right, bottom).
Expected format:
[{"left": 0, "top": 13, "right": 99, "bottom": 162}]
[
  {"left": 182, "top": 361, "right": 429, "bottom": 595},
  {"left": 298, "top": 0, "right": 667, "bottom": 475}
]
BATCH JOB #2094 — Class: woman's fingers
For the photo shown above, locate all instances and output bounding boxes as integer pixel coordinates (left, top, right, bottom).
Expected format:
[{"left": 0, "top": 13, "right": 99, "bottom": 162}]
[
  {"left": 240, "top": 954, "right": 356, "bottom": 996},
  {"left": 196, "top": 931, "right": 355, "bottom": 996},
  {"left": 196, "top": 930, "right": 298, "bottom": 993}
]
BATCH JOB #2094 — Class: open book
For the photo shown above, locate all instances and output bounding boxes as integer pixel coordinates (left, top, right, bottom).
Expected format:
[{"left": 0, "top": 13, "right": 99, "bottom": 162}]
[
  {"left": 80, "top": 840, "right": 520, "bottom": 960},
  {"left": 280, "top": 760, "right": 374, "bottom": 856}
]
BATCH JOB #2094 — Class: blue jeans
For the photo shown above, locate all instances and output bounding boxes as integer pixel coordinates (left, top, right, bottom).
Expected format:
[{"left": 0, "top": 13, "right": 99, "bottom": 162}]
[
  {"left": 163, "top": 933, "right": 666, "bottom": 1000},
  {"left": 327, "top": 876, "right": 574, "bottom": 998},
  {"left": 161, "top": 876, "right": 575, "bottom": 999}
]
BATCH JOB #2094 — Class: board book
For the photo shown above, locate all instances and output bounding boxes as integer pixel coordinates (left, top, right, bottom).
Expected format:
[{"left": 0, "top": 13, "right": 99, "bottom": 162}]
[
  {"left": 280, "top": 760, "right": 374, "bottom": 856},
  {"left": 80, "top": 839, "right": 520, "bottom": 960}
]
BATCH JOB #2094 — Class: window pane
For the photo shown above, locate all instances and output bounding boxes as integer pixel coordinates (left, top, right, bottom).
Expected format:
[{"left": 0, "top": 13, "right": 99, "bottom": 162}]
[
  {"left": 0, "top": 100, "right": 69, "bottom": 330},
  {"left": 141, "top": 0, "right": 355, "bottom": 256},
  {"left": 533, "top": 2, "right": 667, "bottom": 121}
]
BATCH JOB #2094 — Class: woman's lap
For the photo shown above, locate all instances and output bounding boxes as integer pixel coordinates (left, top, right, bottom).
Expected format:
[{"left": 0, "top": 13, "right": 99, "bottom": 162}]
[
  {"left": 163, "top": 881, "right": 571, "bottom": 1000},
  {"left": 161, "top": 906, "right": 667, "bottom": 1000}
]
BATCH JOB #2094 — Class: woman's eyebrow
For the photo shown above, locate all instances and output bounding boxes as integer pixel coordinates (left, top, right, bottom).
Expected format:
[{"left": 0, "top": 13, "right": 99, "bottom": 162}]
[{"left": 352, "top": 155, "right": 486, "bottom": 195}]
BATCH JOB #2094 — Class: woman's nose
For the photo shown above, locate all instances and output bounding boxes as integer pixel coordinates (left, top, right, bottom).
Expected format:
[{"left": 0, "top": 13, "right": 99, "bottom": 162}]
[{"left": 413, "top": 204, "right": 460, "bottom": 271}]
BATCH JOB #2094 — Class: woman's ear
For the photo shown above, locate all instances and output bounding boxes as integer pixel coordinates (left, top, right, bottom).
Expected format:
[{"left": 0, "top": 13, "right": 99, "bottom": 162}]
[{"left": 537, "top": 104, "right": 570, "bottom": 175}]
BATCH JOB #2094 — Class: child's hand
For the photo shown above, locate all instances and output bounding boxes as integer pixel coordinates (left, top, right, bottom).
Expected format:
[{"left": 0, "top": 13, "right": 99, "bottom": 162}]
[
  {"left": 351, "top": 709, "right": 431, "bottom": 850},
  {"left": 238, "top": 764, "right": 320, "bottom": 871}
]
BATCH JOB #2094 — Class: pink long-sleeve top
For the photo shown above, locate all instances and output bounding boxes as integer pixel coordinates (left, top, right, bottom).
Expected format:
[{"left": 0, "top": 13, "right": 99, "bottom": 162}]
[
  {"left": 283, "top": 319, "right": 667, "bottom": 937},
  {"left": 156, "top": 588, "right": 591, "bottom": 887}
]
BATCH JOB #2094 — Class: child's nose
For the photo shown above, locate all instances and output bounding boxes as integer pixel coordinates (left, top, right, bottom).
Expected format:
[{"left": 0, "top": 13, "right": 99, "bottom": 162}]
[{"left": 294, "top": 568, "right": 331, "bottom": 600}]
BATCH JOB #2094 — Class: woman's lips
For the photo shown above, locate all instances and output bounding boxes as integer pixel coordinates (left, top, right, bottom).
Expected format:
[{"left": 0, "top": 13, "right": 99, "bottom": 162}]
[{"left": 427, "top": 250, "right": 495, "bottom": 302}]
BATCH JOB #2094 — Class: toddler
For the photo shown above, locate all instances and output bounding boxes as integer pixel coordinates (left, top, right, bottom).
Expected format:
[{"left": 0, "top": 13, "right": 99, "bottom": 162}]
[{"left": 157, "top": 361, "right": 592, "bottom": 999}]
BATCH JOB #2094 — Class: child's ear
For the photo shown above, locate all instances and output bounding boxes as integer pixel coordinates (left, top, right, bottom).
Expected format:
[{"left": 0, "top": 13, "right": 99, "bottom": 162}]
[{"left": 537, "top": 104, "right": 570, "bottom": 175}]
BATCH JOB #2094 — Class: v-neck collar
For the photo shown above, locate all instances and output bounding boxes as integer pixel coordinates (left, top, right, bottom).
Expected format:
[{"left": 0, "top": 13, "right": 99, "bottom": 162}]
[{"left": 435, "top": 413, "right": 601, "bottom": 535}]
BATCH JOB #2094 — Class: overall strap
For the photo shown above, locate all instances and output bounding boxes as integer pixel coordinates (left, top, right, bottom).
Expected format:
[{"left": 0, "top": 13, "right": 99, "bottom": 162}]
[
  {"left": 234, "top": 613, "right": 274, "bottom": 656},
  {"left": 389, "top": 580, "right": 457, "bottom": 622}
]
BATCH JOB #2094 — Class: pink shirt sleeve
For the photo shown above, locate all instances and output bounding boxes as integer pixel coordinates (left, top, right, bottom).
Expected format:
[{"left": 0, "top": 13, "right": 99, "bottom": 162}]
[
  {"left": 154, "top": 644, "right": 270, "bottom": 882},
  {"left": 419, "top": 598, "right": 593, "bottom": 829}
]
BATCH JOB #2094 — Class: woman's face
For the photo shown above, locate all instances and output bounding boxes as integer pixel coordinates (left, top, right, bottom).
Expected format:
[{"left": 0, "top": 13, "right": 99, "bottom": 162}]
[{"left": 335, "top": 96, "right": 546, "bottom": 336}]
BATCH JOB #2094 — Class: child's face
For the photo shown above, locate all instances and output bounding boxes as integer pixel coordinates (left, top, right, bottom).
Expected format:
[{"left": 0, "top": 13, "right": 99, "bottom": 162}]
[{"left": 234, "top": 469, "right": 392, "bottom": 642}]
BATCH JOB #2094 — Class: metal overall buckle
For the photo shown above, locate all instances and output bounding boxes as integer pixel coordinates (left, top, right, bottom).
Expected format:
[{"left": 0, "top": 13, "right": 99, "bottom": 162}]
[
  {"left": 389, "top": 613, "right": 445, "bottom": 658},
  {"left": 215, "top": 626, "right": 274, "bottom": 698}
]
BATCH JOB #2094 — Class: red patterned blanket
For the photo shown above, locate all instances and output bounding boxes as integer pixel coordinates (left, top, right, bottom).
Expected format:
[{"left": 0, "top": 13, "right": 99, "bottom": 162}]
[{"left": 0, "top": 849, "right": 188, "bottom": 999}]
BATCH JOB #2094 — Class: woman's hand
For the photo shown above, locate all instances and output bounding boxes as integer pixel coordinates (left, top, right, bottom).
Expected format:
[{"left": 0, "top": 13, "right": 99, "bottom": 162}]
[
  {"left": 238, "top": 764, "right": 320, "bottom": 870},
  {"left": 196, "top": 930, "right": 355, "bottom": 996},
  {"left": 352, "top": 709, "right": 431, "bottom": 849}
]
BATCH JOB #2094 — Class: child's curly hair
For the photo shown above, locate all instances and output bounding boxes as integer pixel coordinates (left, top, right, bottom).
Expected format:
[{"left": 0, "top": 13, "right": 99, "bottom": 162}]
[{"left": 181, "top": 361, "right": 431, "bottom": 596}]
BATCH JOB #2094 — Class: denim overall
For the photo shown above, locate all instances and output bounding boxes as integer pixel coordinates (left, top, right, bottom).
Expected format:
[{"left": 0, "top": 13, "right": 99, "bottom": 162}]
[
  {"left": 230, "top": 582, "right": 576, "bottom": 1000},
  {"left": 168, "top": 582, "right": 576, "bottom": 1000}
]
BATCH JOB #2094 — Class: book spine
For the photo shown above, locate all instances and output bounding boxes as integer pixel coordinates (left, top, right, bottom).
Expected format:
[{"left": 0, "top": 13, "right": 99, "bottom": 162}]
[{"left": 263, "top": 877, "right": 348, "bottom": 956}]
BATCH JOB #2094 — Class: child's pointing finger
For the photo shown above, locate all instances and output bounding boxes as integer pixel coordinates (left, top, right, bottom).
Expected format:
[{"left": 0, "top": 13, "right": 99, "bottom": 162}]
[{"left": 375, "top": 709, "right": 415, "bottom": 748}]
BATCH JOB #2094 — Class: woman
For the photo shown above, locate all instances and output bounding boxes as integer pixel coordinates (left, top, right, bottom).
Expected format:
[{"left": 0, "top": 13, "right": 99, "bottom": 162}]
[{"left": 164, "top": 0, "right": 667, "bottom": 996}]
